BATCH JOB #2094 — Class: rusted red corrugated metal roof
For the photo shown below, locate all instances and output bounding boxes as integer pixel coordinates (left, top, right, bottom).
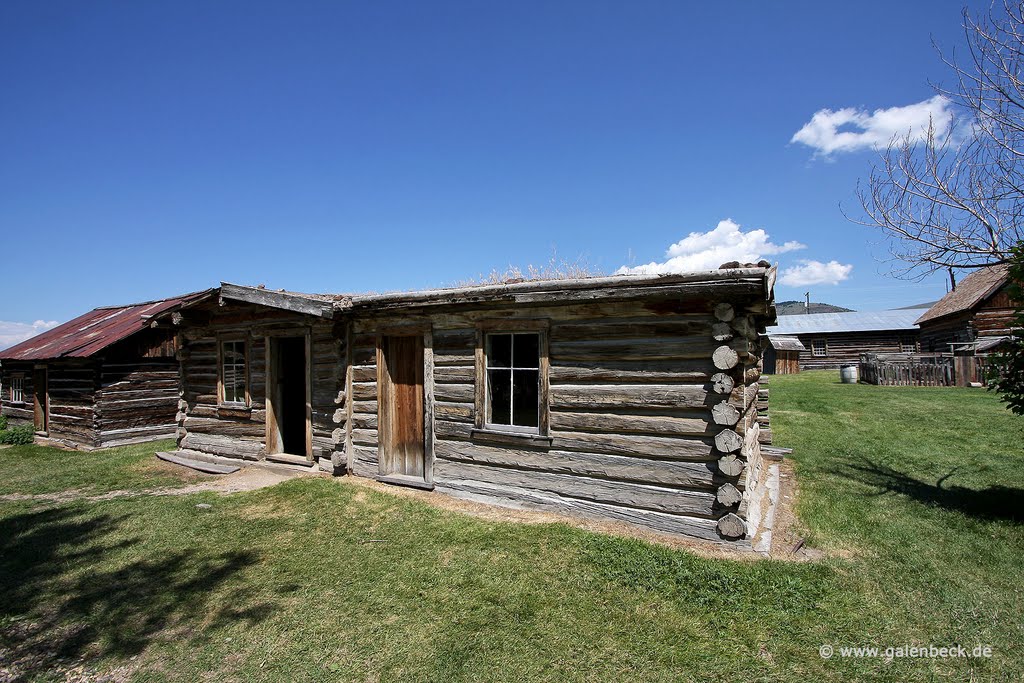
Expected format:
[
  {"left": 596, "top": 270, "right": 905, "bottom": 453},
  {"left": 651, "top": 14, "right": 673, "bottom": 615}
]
[{"left": 0, "top": 290, "right": 215, "bottom": 361}]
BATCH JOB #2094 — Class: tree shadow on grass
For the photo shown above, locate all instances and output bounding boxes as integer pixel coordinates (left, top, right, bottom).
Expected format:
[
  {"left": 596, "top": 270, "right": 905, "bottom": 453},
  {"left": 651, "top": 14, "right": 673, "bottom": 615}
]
[
  {"left": 0, "top": 505, "right": 278, "bottom": 681},
  {"left": 841, "top": 458, "right": 1024, "bottom": 523}
]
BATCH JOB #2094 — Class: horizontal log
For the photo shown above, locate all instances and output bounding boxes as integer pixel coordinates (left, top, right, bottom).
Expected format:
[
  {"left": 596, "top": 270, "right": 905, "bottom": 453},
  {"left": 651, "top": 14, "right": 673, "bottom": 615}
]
[
  {"left": 434, "top": 440, "right": 722, "bottom": 490},
  {"left": 550, "top": 384, "right": 711, "bottom": 409},
  {"left": 433, "top": 383, "right": 474, "bottom": 404},
  {"left": 433, "top": 366, "right": 474, "bottom": 384},
  {"left": 434, "top": 401, "right": 474, "bottom": 422},
  {"left": 550, "top": 337, "right": 717, "bottom": 362},
  {"left": 434, "top": 478, "right": 723, "bottom": 541},
  {"left": 551, "top": 430, "right": 716, "bottom": 460},
  {"left": 181, "top": 432, "right": 264, "bottom": 460},
  {"left": 433, "top": 459, "right": 717, "bottom": 518},
  {"left": 549, "top": 410, "right": 711, "bottom": 436},
  {"left": 549, "top": 359, "right": 714, "bottom": 384},
  {"left": 550, "top": 319, "right": 711, "bottom": 340}
]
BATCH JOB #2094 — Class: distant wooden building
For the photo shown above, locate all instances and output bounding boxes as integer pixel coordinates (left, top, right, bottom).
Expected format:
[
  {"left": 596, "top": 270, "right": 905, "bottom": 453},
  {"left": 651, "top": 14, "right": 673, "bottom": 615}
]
[
  {"left": 764, "top": 310, "right": 922, "bottom": 370},
  {"left": 0, "top": 292, "right": 211, "bottom": 449},
  {"left": 915, "top": 264, "right": 1015, "bottom": 352},
  {"left": 164, "top": 268, "right": 780, "bottom": 545},
  {"left": 762, "top": 335, "right": 804, "bottom": 374}
]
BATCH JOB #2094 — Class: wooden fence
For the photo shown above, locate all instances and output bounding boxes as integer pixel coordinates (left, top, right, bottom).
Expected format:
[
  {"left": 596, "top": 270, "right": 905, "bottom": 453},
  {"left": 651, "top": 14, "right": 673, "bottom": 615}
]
[{"left": 858, "top": 353, "right": 961, "bottom": 386}]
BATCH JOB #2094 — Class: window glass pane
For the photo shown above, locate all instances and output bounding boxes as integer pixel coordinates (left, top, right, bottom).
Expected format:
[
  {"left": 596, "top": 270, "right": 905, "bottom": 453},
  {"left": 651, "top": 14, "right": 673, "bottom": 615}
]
[
  {"left": 222, "top": 341, "right": 246, "bottom": 403},
  {"left": 512, "top": 333, "right": 539, "bottom": 369},
  {"left": 487, "top": 334, "right": 512, "bottom": 368},
  {"left": 512, "top": 369, "right": 539, "bottom": 427},
  {"left": 487, "top": 368, "right": 512, "bottom": 424}
]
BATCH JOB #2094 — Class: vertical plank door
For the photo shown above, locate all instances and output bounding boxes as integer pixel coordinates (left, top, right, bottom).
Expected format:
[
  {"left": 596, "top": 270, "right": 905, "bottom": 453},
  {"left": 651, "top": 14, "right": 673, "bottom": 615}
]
[{"left": 378, "top": 335, "right": 425, "bottom": 479}]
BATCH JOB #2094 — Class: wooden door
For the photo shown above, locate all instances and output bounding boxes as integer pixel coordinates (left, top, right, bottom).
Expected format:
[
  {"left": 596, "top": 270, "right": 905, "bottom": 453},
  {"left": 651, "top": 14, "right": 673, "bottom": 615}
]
[
  {"left": 33, "top": 367, "right": 47, "bottom": 432},
  {"left": 378, "top": 335, "right": 425, "bottom": 479}
]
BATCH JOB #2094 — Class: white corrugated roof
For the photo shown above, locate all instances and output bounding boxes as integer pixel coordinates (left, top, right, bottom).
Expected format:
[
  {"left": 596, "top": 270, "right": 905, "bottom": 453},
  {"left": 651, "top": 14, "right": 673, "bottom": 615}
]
[{"left": 767, "top": 310, "right": 921, "bottom": 335}]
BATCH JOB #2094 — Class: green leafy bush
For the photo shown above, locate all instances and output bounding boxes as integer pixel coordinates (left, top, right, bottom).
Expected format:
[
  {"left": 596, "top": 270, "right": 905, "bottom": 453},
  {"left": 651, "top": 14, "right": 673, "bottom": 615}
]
[
  {"left": 0, "top": 414, "right": 7, "bottom": 432},
  {"left": 0, "top": 425, "right": 34, "bottom": 445}
]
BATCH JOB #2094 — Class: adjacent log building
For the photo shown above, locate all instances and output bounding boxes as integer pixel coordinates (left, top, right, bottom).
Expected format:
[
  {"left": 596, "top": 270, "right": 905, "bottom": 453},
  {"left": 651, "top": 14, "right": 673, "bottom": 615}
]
[
  {"left": 764, "top": 310, "right": 922, "bottom": 370},
  {"left": 166, "top": 267, "right": 779, "bottom": 545},
  {"left": 0, "top": 292, "right": 211, "bottom": 449},
  {"left": 915, "top": 264, "right": 1015, "bottom": 352}
]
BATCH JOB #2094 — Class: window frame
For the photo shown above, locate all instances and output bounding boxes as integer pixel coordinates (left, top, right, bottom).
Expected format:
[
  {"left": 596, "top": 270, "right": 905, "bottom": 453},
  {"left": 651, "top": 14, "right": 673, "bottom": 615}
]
[
  {"left": 474, "top": 320, "right": 550, "bottom": 439},
  {"left": 900, "top": 338, "right": 917, "bottom": 353},
  {"left": 8, "top": 374, "right": 25, "bottom": 404},
  {"left": 811, "top": 339, "right": 828, "bottom": 357},
  {"left": 218, "top": 336, "right": 250, "bottom": 408}
]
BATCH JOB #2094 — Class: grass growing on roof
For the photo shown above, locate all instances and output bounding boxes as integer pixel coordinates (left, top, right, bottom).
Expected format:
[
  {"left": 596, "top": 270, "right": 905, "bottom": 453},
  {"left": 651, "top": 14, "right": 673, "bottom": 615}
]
[{"left": 0, "top": 371, "right": 1022, "bottom": 681}]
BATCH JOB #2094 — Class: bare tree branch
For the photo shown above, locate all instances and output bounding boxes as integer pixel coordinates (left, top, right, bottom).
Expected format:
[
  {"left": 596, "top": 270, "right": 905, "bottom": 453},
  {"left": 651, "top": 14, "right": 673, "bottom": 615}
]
[{"left": 854, "top": 2, "right": 1024, "bottom": 278}]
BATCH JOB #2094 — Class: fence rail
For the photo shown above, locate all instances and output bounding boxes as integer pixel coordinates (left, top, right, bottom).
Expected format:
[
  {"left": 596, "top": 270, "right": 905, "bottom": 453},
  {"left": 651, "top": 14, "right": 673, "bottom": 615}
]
[{"left": 859, "top": 353, "right": 956, "bottom": 386}]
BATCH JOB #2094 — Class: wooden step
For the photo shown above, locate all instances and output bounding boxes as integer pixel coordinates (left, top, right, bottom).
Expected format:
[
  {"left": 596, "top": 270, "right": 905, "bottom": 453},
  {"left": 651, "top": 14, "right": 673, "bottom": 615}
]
[
  {"left": 265, "top": 452, "right": 316, "bottom": 468},
  {"left": 156, "top": 451, "right": 240, "bottom": 474}
]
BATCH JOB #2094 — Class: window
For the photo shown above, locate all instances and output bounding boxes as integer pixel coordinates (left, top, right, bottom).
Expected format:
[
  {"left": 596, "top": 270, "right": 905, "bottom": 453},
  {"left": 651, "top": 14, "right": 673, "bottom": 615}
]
[
  {"left": 9, "top": 375, "right": 24, "bottom": 403},
  {"left": 220, "top": 340, "right": 248, "bottom": 405},
  {"left": 485, "top": 332, "right": 541, "bottom": 432},
  {"left": 811, "top": 339, "right": 827, "bottom": 357},
  {"left": 900, "top": 338, "right": 917, "bottom": 353}
]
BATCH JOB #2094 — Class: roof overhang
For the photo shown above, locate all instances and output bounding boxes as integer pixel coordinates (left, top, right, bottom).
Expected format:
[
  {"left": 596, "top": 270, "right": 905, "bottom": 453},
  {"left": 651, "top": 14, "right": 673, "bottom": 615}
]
[{"left": 219, "top": 282, "right": 338, "bottom": 319}]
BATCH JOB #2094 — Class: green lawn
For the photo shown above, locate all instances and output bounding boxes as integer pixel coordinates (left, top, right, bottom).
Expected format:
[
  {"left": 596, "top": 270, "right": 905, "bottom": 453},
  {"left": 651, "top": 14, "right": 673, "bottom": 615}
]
[
  {"left": 0, "top": 372, "right": 1021, "bottom": 681},
  {"left": 0, "top": 439, "right": 212, "bottom": 496}
]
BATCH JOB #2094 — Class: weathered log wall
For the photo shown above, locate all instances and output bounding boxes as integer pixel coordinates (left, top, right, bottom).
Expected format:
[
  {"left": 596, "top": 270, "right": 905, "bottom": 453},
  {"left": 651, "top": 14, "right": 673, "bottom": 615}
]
[
  {"left": 347, "top": 293, "right": 773, "bottom": 543},
  {"left": 45, "top": 362, "right": 100, "bottom": 447},
  {"left": 793, "top": 330, "right": 919, "bottom": 370},
  {"left": 0, "top": 361, "right": 40, "bottom": 428},
  {"left": 174, "top": 300, "right": 344, "bottom": 468}
]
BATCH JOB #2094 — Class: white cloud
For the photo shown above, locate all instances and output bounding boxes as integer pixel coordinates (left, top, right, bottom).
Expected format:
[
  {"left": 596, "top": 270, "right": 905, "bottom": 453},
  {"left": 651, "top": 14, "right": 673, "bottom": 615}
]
[
  {"left": 616, "top": 219, "right": 805, "bottom": 275},
  {"left": 791, "top": 95, "right": 955, "bottom": 156},
  {"left": 779, "top": 260, "right": 853, "bottom": 286},
  {"left": 0, "top": 320, "right": 60, "bottom": 351}
]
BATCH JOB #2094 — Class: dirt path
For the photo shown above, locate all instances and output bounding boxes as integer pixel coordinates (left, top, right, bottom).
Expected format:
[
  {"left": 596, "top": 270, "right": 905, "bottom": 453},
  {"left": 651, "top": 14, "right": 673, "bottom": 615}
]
[{"left": 0, "top": 463, "right": 320, "bottom": 505}]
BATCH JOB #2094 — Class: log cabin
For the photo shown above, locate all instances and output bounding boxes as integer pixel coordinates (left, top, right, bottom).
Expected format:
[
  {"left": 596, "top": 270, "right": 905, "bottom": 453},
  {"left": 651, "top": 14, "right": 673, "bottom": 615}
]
[
  {"left": 915, "top": 263, "right": 1016, "bottom": 353},
  {"left": 0, "top": 291, "right": 212, "bottom": 449},
  {"left": 764, "top": 310, "right": 922, "bottom": 370},
  {"left": 165, "top": 267, "right": 779, "bottom": 545},
  {"left": 762, "top": 335, "right": 804, "bottom": 374}
]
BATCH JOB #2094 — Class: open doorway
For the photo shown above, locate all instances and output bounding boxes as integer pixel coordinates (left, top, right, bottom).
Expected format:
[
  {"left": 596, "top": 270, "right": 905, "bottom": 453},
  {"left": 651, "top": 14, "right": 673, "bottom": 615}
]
[
  {"left": 267, "top": 336, "right": 310, "bottom": 459},
  {"left": 33, "top": 366, "right": 47, "bottom": 433}
]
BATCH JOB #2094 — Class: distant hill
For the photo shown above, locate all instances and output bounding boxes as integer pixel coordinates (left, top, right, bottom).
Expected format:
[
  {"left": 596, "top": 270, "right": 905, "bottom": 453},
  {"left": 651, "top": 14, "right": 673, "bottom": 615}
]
[{"left": 776, "top": 300, "right": 854, "bottom": 315}]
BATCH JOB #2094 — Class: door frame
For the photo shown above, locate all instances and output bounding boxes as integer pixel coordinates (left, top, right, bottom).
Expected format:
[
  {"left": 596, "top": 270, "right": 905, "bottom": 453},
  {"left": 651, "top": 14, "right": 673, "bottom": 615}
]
[
  {"left": 264, "top": 330, "right": 313, "bottom": 460},
  {"left": 32, "top": 364, "right": 48, "bottom": 435},
  {"left": 375, "top": 326, "right": 434, "bottom": 488}
]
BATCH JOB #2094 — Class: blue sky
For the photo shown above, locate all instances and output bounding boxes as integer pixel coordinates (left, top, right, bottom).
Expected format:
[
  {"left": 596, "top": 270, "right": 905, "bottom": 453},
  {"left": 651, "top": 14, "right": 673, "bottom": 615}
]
[{"left": 0, "top": 1, "right": 987, "bottom": 345}]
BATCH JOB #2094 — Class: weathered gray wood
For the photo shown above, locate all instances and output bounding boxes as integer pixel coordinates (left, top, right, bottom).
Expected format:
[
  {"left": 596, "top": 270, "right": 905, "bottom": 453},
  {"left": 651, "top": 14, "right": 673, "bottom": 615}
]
[
  {"left": 716, "top": 482, "right": 741, "bottom": 506},
  {"left": 711, "top": 372, "right": 734, "bottom": 394},
  {"left": 220, "top": 282, "right": 335, "bottom": 318},
  {"left": 549, "top": 360, "right": 714, "bottom": 384},
  {"left": 552, "top": 430, "right": 715, "bottom": 459},
  {"left": 711, "top": 402, "right": 740, "bottom": 426},
  {"left": 550, "top": 410, "right": 711, "bottom": 436},
  {"left": 717, "top": 512, "right": 746, "bottom": 538},
  {"left": 550, "top": 338, "right": 717, "bottom": 362},
  {"left": 714, "top": 303, "right": 735, "bottom": 322},
  {"left": 434, "top": 440, "right": 721, "bottom": 489},
  {"left": 714, "top": 428, "right": 743, "bottom": 453},
  {"left": 717, "top": 454, "right": 744, "bottom": 476},
  {"left": 433, "top": 459, "right": 717, "bottom": 517},
  {"left": 550, "top": 384, "right": 710, "bottom": 409},
  {"left": 434, "top": 479, "right": 725, "bottom": 542},
  {"left": 711, "top": 322, "right": 733, "bottom": 341},
  {"left": 712, "top": 345, "right": 739, "bottom": 370}
]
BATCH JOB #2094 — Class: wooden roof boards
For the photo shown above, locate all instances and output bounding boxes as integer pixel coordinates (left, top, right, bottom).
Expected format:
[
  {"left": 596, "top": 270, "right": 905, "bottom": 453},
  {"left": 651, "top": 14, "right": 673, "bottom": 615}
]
[{"left": 915, "top": 264, "right": 1011, "bottom": 325}]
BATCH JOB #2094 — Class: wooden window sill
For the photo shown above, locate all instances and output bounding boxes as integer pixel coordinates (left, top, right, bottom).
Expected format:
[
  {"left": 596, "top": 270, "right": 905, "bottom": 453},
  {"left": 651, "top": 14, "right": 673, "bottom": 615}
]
[{"left": 470, "top": 428, "right": 552, "bottom": 448}]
